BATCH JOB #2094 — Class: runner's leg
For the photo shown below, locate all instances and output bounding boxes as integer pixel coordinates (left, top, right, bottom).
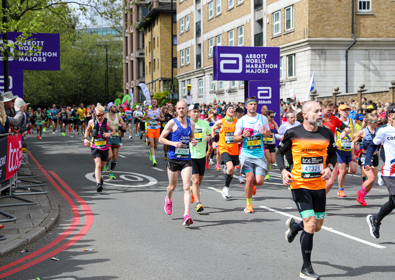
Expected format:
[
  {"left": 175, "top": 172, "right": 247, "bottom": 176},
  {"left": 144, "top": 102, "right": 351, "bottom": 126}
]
[{"left": 180, "top": 166, "right": 192, "bottom": 214}]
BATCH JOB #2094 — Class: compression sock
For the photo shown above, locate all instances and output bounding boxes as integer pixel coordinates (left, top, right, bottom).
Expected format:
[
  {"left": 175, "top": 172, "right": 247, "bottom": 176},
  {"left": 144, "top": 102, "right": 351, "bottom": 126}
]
[
  {"left": 338, "top": 186, "right": 344, "bottom": 190},
  {"left": 360, "top": 187, "right": 368, "bottom": 196},
  {"left": 110, "top": 161, "right": 117, "bottom": 171},
  {"left": 225, "top": 173, "right": 233, "bottom": 188},
  {"left": 375, "top": 195, "right": 395, "bottom": 223},
  {"left": 293, "top": 221, "right": 304, "bottom": 233},
  {"left": 300, "top": 231, "right": 314, "bottom": 267},
  {"left": 152, "top": 155, "right": 156, "bottom": 161},
  {"left": 246, "top": 198, "right": 252, "bottom": 205}
]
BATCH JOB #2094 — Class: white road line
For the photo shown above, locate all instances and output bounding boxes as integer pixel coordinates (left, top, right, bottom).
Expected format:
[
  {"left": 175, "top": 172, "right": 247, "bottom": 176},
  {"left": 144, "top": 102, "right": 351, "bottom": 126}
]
[
  {"left": 152, "top": 167, "right": 164, "bottom": 171},
  {"left": 119, "top": 155, "right": 126, "bottom": 158},
  {"left": 207, "top": 187, "right": 223, "bottom": 194},
  {"left": 264, "top": 181, "right": 284, "bottom": 186},
  {"left": 259, "top": 206, "right": 385, "bottom": 249},
  {"left": 204, "top": 179, "right": 223, "bottom": 182}
]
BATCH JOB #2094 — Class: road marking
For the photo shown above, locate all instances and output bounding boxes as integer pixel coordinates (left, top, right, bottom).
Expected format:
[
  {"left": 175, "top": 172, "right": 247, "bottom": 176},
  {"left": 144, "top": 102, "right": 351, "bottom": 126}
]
[
  {"left": 259, "top": 205, "right": 385, "bottom": 249},
  {"left": 152, "top": 167, "right": 164, "bottom": 171},
  {"left": 85, "top": 171, "right": 157, "bottom": 187},
  {"left": 264, "top": 181, "right": 284, "bottom": 186},
  {"left": 119, "top": 155, "right": 126, "bottom": 158},
  {"left": 207, "top": 187, "right": 222, "bottom": 194}
]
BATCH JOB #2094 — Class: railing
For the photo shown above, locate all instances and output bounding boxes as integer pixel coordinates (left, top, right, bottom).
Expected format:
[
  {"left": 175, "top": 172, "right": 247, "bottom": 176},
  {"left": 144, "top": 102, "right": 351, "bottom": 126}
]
[
  {"left": 196, "top": 21, "right": 201, "bottom": 37},
  {"left": 196, "top": 54, "right": 201, "bottom": 69},
  {"left": 254, "top": 32, "right": 263, "bottom": 46},
  {"left": 254, "top": 0, "right": 263, "bottom": 9}
]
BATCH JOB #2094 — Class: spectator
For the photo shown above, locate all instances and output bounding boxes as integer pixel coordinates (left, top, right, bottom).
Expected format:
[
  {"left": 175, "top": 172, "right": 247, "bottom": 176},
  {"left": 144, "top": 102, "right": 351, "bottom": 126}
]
[
  {"left": 349, "top": 103, "right": 357, "bottom": 120},
  {"left": 3, "top": 91, "right": 24, "bottom": 132},
  {"left": 14, "top": 97, "right": 29, "bottom": 133},
  {"left": 0, "top": 101, "right": 10, "bottom": 134}
]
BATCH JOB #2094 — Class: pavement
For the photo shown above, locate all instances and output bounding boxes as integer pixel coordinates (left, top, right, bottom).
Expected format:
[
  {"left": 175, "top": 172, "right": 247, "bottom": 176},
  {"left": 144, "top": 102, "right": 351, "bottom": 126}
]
[{"left": 0, "top": 151, "right": 60, "bottom": 258}]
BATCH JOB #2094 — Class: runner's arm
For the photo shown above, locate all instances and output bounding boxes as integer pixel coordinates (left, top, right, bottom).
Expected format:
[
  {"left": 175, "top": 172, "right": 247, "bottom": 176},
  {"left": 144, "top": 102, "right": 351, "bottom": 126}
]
[
  {"left": 106, "top": 121, "right": 116, "bottom": 136},
  {"left": 273, "top": 120, "right": 279, "bottom": 131},
  {"left": 84, "top": 120, "right": 94, "bottom": 138},
  {"left": 118, "top": 114, "right": 126, "bottom": 130},
  {"left": 339, "top": 122, "right": 351, "bottom": 134},
  {"left": 364, "top": 129, "right": 384, "bottom": 167},
  {"left": 351, "top": 130, "right": 364, "bottom": 155},
  {"left": 159, "top": 111, "right": 165, "bottom": 121},
  {"left": 159, "top": 120, "right": 179, "bottom": 147},
  {"left": 211, "top": 120, "right": 222, "bottom": 140},
  {"left": 276, "top": 130, "right": 293, "bottom": 172},
  {"left": 326, "top": 132, "right": 337, "bottom": 169},
  {"left": 205, "top": 124, "right": 212, "bottom": 142}
]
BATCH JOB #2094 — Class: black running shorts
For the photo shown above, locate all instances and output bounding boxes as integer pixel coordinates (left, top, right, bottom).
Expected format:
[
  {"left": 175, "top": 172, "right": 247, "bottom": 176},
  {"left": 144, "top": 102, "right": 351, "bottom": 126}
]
[
  {"left": 359, "top": 152, "right": 379, "bottom": 167},
  {"left": 220, "top": 152, "right": 239, "bottom": 166},
  {"left": 291, "top": 188, "right": 326, "bottom": 220},
  {"left": 167, "top": 158, "right": 192, "bottom": 172},
  {"left": 91, "top": 148, "right": 109, "bottom": 162},
  {"left": 192, "top": 157, "right": 206, "bottom": 176},
  {"left": 264, "top": 144, "right": 276, "bottom": 153}
]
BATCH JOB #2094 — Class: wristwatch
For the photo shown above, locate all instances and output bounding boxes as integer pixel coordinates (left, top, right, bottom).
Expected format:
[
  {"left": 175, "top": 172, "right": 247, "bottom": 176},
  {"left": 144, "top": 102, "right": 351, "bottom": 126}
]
[
  {"left": 327, "top": 165, "right": 334, "bottom": 172},
  {"left": 241, "top": 135, "right": 245, "bottom": 139}
]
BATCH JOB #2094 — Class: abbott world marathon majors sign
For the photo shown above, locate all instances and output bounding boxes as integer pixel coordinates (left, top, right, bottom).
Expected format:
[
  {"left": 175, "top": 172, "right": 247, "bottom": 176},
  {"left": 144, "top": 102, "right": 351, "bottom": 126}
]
[{"left": 0, "top": 33, "right": 60, "bottom": 97}]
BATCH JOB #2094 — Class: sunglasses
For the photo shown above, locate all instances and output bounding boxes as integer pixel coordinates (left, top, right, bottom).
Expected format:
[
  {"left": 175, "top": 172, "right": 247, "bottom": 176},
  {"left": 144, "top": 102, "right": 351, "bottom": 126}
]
[
  {"left": 96, "top": 114, "right": 105, "bottom": 117},
  {"left": 369, "top": 120, "right": 378, "bottom": 123}
]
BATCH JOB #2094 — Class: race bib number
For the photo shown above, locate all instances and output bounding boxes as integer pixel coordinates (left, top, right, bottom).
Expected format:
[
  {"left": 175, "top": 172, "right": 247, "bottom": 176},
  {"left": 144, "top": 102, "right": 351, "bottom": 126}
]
[
  {"left": 194, "top": 128, "right": 203, "bottom": 143},
  {"left": 225, "top": 132, "right": 234, "bottom": 144},
  {"left": 150, "top": 120, "right": 158, "bottom": 127},
  {"left": 162, "top": 122, "right": 167, "bottom": 128},
  {"left": 247, "top": 136, "right": 261, "bottom": 150},
  {"left": 341, "top": 139, "right": 351, "bottom": 150},
  {"left": 94, "top": 137, "right": 107, "bottom": 149},
  {"left": 301, "top": 157, "right": 323, "bottom": 179},
  {"left": 263, "top": 133, "right": 274, "bottom": 143},
  {"left": 175, "top": 143, "right": 190, "bottom": 158}
]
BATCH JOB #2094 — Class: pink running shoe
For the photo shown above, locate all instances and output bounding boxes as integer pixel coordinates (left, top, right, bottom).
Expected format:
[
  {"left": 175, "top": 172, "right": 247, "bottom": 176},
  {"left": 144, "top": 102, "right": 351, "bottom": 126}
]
[
  {"left": 356, "top": 190, "right": 368, "bottom": 207},
  {"left": 183, "top": 214, "right": 193, "bottom": 226},
  {"left": 216, "top": 164, "right": 221, "bottom": 170},
  {"left": 164, "top": 197, "right": 172, "bottom": 215},
  {"left": 206, "top": 162, "right": 210, "bottom": 169}
]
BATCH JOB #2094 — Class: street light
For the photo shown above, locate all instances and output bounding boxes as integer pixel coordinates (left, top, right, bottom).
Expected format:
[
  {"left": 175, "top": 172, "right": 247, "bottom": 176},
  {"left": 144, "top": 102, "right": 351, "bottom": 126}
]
[{"left": 96, "top": 44, "right": 109, "bottom": 97}]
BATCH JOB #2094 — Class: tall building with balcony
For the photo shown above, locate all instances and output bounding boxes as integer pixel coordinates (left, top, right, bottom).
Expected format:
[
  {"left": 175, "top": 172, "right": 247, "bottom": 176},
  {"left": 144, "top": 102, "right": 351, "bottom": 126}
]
[{"left": 177, "top": 0, "right": 395, "bottom": 103}]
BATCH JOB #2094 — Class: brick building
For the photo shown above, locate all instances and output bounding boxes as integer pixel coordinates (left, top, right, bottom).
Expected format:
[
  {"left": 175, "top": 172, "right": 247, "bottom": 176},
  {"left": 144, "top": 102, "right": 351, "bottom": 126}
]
[{"left": 176, "top": 0, "right": 395, "bottom": 103}]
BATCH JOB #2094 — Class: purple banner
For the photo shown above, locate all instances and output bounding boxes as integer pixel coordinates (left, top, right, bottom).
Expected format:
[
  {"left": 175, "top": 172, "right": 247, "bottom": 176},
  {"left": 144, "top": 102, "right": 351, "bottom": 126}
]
[
  {"left": 0, "top": 68, "right": 23, "bottom": 98},
  {"left": 0, "top": 33, "right": 60, "bottom": 71},
  {"left": 213, "top": 46, "right": 280, "bottom": 81}
]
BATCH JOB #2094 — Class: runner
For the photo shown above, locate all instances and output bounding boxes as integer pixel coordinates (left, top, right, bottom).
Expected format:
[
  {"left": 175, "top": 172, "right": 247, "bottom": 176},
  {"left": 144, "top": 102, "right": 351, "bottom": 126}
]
[
  {"left": 277, "top": 101, "right": 336, "bottom": 280},
  {"left": 321, "top": 100, "right": 351, "bottom": 195},
  {"left": 143, "top": 99, "right": 164, "bottom": 166},
  {"left": 59, "top": 106, "right": 68, "bottom": 137},
  {"left": 212, "top": 104, "right": 239, "bottom": 199},
  {"left": 234, "top": 96, "right": 270, "bottom": 213},
  {"left": 365, "top": 103, "right": 395, "bottom": 239},
  {"left": 78, "top": 103, "right": 87, "bottom": 136},
  {"left": 133, "top": 105, "right": 143, "bottom": 137},
  {"left": 84, "top": 105, "right": 116, "bottom": 192},
  {"left": 263, "top": 110, "right": 279, "bottom": 180},
  {"left": 206, "top": 109, "right": 219, "bottom": 168},
  {"left": 235, "top": 107, "right": 246, "bottom": 184},
  {"left": 28, "top": 108, "right": 35, "bottom": 134},
  {"left": 159, "top": 101, "right": 198, "bottom": 226},
  {"left": 85, "top": 104, "right": 94, "bottom": 131},
  {"left": 72, "top": 105, "right": 80, "bottom": 134},
  {"left": 139, "top": 105, "right": 147, "bottom": 140},
  {"left": 35, "top": 108, "right": 45, "bottom": 140},
  {"left": 104, "top": 102, "right": 126, "bottom": 179},
  {"left": 351, "top": 113, "right": 379, "bottom": 206},
  {"left": 161, "top": 106, "right": 173, "bottom": 160},
  {"left": 50, "top": 104, "right": 59, "bottom": 134},
  {"left": 334, "top": 104, "right": 357, "bottom": 197},
  {"left": 189, "top": 104, "right": 211, "bottom": 212},
  {"left": 67, "top": 106, "right": 73, "bottom": 134},
  {"left": 124, "top": 104, "right": 133, "bottom": 139}
]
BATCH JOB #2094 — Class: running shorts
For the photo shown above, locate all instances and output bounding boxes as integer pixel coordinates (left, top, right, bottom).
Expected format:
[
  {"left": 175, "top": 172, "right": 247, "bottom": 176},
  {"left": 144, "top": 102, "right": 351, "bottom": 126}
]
[
  {"left": 134, "top": 117, "right": 139, "bottom": 124},
  {"left": 85, "top": 117, "right": 92, "bottom": 126},
  {"left": 337, "top": 150, "right": 352, "bottom": 164},
  {"left": 291, "top": 188, "right": 326, "bottom": 220},
  {"left": 60, "top": 119, "right": 68, "bottom": 124},
  {"left": 52, "top": 118, "right": 58, "bottom": 122},
  {"left": 73, "top": 119, "right": 79, "bottom": 127},
  {"left": 240, "top": 154, "right": 267, "bottom": 176},
  {"left": 80, "top": 118, "right": 86, "bottom": 124},
  {"left": 192, "top": 157, "right": 206, "bottom": 176},
  {"left": 68, "top": 119, "right": 73, "bottom": 125},
  {"left": 140, "top": 121, "right": 145, "bottom": 131},
  {"left": 91, "top": 148, "right": 109, "bottom": 161},
  {"left": 264, "top": 144, "right": 276, "bottom": 153},
  {"left": 220, "top": 152, "right": 239, "bottom": 166},
  {"left": 358, "top": 152, "right": 379, "bottom": 167},
  {"left": 167, "top": 158, "right": 192, "bottom": 172},
  {"left": 108, "top": 136, "right": 121, "bottom": 148},
  {"left": 382, "top": 176, "right": 395, "bottom": 196},
  {"left": 147, "top": 128, "right": 160, "bottom": 139}
]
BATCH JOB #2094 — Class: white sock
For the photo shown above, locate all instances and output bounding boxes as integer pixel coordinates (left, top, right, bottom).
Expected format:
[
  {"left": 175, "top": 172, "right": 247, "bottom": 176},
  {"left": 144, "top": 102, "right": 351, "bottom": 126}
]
[{"left": 152, "top": 155, "right": 156, "bottom": 160}]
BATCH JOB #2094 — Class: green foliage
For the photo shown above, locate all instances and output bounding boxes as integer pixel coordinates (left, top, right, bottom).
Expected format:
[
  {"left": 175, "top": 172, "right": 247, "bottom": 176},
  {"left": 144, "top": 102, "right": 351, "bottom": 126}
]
[{"left": 153, "top": 91, "right": 171, "bottom": 107}]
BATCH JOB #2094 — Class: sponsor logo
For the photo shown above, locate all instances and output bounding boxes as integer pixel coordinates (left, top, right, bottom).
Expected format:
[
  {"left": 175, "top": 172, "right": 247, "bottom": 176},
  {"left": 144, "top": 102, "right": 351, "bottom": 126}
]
[
  {"left": 219, "top": 53, "right": 242, "bottom": 73},
  {"left": 257, "top": 87, "right": 272, "bottom": 104}
]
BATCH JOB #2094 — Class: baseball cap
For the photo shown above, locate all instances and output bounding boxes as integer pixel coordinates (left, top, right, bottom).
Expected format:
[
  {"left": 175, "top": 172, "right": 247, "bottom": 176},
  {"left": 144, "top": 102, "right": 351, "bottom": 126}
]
[
  {"left": 107, "top": 102, "right": 114, "bottom": 108},
  {"left": 338, "top": 104, "right": 350, "bottom": 111},
  {"left": 235, "top": 107, "right": 244, "bottom": 113},
  {"left": 37, "top": 108, "right": 41, "bottom": 111},
  {"left": 136, "top": 105, "right": 140, "bottom": 108},
  {"left": 356, "top": 114, "right": 364, "bottom": 121},
  {"left": 367, "top": 105, "right": 374, "bottom": 110}
]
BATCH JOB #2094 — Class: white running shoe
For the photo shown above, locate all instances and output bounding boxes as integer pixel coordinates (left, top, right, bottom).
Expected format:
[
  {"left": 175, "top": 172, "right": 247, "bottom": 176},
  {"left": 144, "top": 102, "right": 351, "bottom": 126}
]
[
  {"left": 222, "top": 186, "right": 230, "bottom": 199},
  {"left": 209, "top": 159, "right": 215, "bottom": 165},
  {"left": 378, "top": 172, "right": 384, "bottom": 186},
  {"left": 52, "top": 132, "right": 55, "bottom": 134},
  {"left": 129, "top": 135, "right": 132, "bottom": 139},
  {"left": 238, "top": 175, "right": 245, "bottom": 184}
]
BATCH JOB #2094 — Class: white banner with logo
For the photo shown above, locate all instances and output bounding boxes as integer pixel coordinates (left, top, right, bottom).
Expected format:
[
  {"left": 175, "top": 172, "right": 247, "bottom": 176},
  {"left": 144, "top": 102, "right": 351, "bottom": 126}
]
[
  {"left": 129, "top": 88, "right": 134, "bottom": 106},
  {"left": 139, "top": 83, "right": 151, "bottom": 106}
]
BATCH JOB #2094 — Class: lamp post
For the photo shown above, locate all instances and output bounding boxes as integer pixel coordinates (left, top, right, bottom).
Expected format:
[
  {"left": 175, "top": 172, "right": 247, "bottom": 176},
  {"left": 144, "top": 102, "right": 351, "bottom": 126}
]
[{"left": 2, "top": 0, "right": 9, "bottom": 92}]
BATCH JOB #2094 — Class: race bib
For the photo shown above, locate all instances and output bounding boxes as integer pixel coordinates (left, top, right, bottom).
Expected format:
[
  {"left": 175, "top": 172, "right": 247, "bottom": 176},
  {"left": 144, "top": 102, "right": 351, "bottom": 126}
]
[
  {"left": 225, "top": 132, "right": 235, "bottom": 144},
  {"left": 301, "top": 157, "right": 323, "bottom": 179},
  {"left": 341, "top": 139, "right": 351, "bottom": 150},
  {"left": 175, "top": 143, "right": 190, "bottom": 158},
  {"left": 263, "top": 133, "right": 274, "bottom": 143},
  {"left": 162, "top": 122, "right": 167, "bottom": 128},
  {"left": 246, "top": 136, "right": 261, "bottom": 150},
  {"left": 94, "top": 137, "right": 107, "bottom": 149},
  {"left": 194, "top": 128, "right": 203, "bottom": 143},
  {"left": 150, "top": 120, "right": 158, "bottom": 127}
]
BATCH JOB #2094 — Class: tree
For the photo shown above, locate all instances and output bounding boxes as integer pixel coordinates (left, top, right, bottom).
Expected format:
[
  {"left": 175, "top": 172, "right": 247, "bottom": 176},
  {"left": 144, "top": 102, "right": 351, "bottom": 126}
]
[{"left": 153, "top": 91, "right": 170, "bottom": 107}]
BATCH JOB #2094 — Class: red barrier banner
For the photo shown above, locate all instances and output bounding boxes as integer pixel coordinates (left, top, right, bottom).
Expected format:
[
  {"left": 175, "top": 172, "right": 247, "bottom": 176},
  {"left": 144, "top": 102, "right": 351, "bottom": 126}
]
[{"left": 6, "top": 134, "right": 23, "bottom": 180}]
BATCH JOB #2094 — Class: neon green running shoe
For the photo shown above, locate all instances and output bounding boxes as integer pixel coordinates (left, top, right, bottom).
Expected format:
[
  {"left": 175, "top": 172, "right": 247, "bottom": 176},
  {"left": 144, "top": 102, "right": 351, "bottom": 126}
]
[
  {"left": 148, "top": 150, "right": 152, "bottom": 161},
  {"left": 103, "top": 162, "right": 109, "bottom": 171},
  {"left": 265, "top": 174, "right": 270, "bottom": 180},
  {"left": 109, "top": 172, "right": 116, "bottom": 179},
  {"left": 152, "top": 159, "right": 157, "bottom": 166},
  {"left": 62, "top": 132, "right": 65, "bottom": 137},
  {"left": 43, "top": 127, "right": 46, "bottom": 132}
]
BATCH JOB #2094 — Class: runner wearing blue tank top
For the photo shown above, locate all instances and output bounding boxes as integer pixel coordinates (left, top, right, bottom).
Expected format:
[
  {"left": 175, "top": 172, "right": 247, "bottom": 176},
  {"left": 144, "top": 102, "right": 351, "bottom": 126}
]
[{"left": 159, "top": 101, "right": 198, "bottom": 226}]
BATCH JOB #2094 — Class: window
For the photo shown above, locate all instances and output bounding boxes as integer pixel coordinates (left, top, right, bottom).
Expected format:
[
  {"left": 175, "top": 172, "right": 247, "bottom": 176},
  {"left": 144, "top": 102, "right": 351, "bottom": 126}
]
[
  {"left": 172, "top": 57, "right": 177, "bottom": 68},
  {"left": 208, "top": 2, "right": 214, "bottom": 19},
  {"left": 173, "top": 35, "right": 177, "bottom": 45},
  {"left": 219, "top": 81, "right": 223, "bottom": 89},
  {"left": 216, "top": 35, "right": 221, "bottom": 46},
  {"left": 182, "top": 81, "right": 186, "bottom": 96},
  {"left": 287, "top": 54, "right": 295, "bottom": 78},
  {"left": 231, "top": 81, "right": 236, "bottom": 87},
  {"left": 237, "top": 0, "right": 243, "bottom": 5},
  {"left": 210, "top": 74, "right": 215, "bottom": 90},
  {"left": 358, "top": 0, "right": 371, "bottom": 11},
  {"left": 237, "top": 26, "right": 244, "bottom": 46},
  {"left": 208, "top": 38, "right": 214, "bottom": 57},
  {"left": 185, "top": 15, "right": 190, "bottom": 31},
  {"left": 199, "top": 79, "right": 203, "bottom": 95},
  {"left": 280, "top": 57, "right": 283, "bottom": 80},
  {"left": 187, "top": 79, "right": 191, "bottom": 90},
  {"left": 216, "top": 0, "right": 221, "bottom": 15},
  {"left": 228, "top": 30, "right": 234, "bottom": 46},
  {"left": 285, "top": 6, "right": 294, "bottom": 31},
  {"left": 273, "top": 11, "right": 281, "bottom": 35},
  {"left": 181, "top": 49, "right": 185, "bottom": 66},
  {"left": 240, "top": 81, "right": 244, "bottom": 86},
  {"left": 186, "top": 48, "right": 190, "bottom": 64},
  {"left": 180, "top": 18, "right": 184, "bottom": 33},
  {"left": 228, "top": 0, "right": 234, "bottom": 9}
]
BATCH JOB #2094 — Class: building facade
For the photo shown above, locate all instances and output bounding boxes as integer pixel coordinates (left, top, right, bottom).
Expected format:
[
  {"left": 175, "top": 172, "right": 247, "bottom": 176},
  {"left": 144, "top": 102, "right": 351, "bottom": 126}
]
[{"left": 177, "top": 0, "right": 395, "bottom": 103}]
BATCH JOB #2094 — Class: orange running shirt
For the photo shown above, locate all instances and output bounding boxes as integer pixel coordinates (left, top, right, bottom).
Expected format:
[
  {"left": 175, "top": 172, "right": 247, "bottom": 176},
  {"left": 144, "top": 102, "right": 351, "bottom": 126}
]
[{"left": 219, "top": 118, "right": 239, "bottom": 156}]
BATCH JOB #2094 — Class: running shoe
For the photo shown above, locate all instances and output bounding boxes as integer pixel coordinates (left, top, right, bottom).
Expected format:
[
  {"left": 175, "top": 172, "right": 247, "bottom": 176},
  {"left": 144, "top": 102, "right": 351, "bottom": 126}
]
[
  {"left": 37, "top": 135, "right": 39, "bottom": 139},
  {"left": 96, "top": 183, "right": 103, "bottom": 193},
  {"left": 222, "top": 186, "right": 230, "bottom": 199},
  {"left": 206, "top": 162, "right": 210, "bottom": 169},
  {"left": 135, "top": 134, "right": 138, "bottom": 137},
  {"left": 209, "top": 159, "right": 214, "bottom": 165},
  {"left": 152, "top": 159, "right": 157, "bottom": 166},
  {"left": 183, "top": 214, "right": 193, "bottom": 226},
  {"left": 164, "top": 197, "right": 172, "bottom": 215},
  {"left": 140, "top": 133, "right": 143, "bottom": 140},
  {"left": 238, "top": 175, "right": 245, "bottom": 184},
  {"left": 43, "top": 128, "right": 46, "bottom": 132},
  {"left": 68, "top": 131, "right": 71, "bottom": 134},
  {"left": 378, "top": 172, "right": 384, "bottom": 186},
  {"left": 235, "top": 165, "right": 239, "bottom": 169},
  {"left": 285, "top": 217, "right": 299, "bottom": 243},
  {"left": 356, "top": 190, "right": 368, "bottom": 207},
  {"left": 0, "top": 224, "right": 4, "bottom": 230},
  {"left": 103, "top": 162, "right": 109, "bottom": 172},
  {"left": 265, "top": 174, "right": 270, "bottom": 180},
  {"left": 366, "top": 214, "right": 380, "bottom": 239},
  {"left": 129, "top": 135, "right": 132, "bottom": 139},
  {"left": 216, "top": 164, "right": 221, "bottom": 170},
  {"left": 244, "top": 203, "right": 254, "bottom": 213},
  {"left": 148, "top": 150, "right": 152, "bottom": 161},
  {"left": 62, "top": 132, "right": 65, "bottom": 137},
  {"left": 252, "top": 185, "right": 257, "bottom": 195},
  {"left": 109, "top": 172, "right": 116, "bottom": 179},
  {"left": 164, "top": 156, "right": 168, "bottom": 161},
  {"left": 300, "top": 266, "right": 319, "bottom": 280},
  {"left": 39, "top": 137, "right": 42, "bottom": 140},
  {"left": 190, "top": 191, "right": 194, "bottom": 203},
  {"left": 196, "top": 204, "right": 204, "bottom": 213},
  {"left": 52, "top": 132, "right": 55, "bottom": 134},
  {"left": 337, "top": 189, "right": 346, "bottom": 197}
]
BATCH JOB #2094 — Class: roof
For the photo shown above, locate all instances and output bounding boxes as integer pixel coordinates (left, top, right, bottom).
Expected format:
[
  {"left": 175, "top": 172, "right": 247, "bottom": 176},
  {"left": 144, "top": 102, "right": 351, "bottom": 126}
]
[{"left": 137, "top": 5, "right": 175, "bottom": 29}]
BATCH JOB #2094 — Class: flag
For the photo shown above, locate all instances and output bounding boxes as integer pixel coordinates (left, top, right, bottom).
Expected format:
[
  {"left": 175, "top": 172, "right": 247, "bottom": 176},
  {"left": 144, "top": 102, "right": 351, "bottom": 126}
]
[
  {"left": 305, "top": 72, "right": 315, "bottom": 101},
  {"left": 139, "top": 83, "right": 151, "bottom": 106},
  {"left": 129, "top": 88, "right": 134, "bottom": 107},
  {"left": 203, "top": 96, "right": 207, "bottom": 105}
]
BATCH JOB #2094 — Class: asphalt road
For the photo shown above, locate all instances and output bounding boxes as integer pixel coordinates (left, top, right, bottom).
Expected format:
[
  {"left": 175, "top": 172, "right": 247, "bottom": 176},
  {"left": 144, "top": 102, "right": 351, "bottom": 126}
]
[{"left": 1, "top": 130, "right": 395, "bottom": 279}]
